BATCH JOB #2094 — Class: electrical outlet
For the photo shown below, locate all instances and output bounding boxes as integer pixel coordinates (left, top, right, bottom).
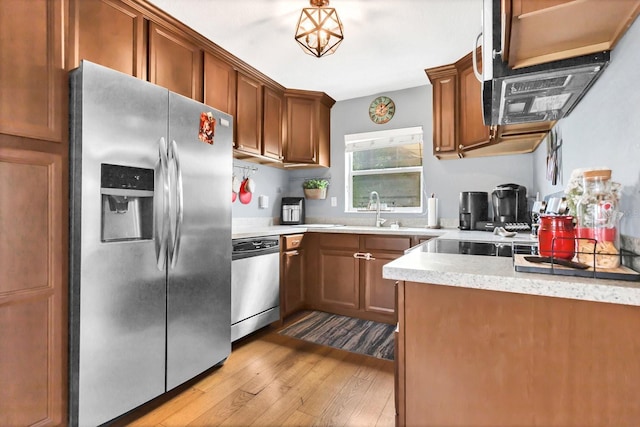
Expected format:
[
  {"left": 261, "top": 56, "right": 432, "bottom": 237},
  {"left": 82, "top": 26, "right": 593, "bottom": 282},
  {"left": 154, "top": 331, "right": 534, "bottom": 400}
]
[{"left": 331, "top": 197, "right": 337, "bottom": 207}]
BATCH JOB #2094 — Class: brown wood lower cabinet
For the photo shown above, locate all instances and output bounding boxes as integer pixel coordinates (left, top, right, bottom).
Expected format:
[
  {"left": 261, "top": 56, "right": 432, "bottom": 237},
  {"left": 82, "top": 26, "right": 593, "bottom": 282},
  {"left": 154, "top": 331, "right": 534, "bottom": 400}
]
[
  {"left": 361, "top": 235, "right": 411, "bottom": 320},
  {"left": 0, "top": 143, "right": 66, "bottom": 426},
  {"left": 281, "top": 234, "right": 305, "bottom": 318},
  {"left": 396, "top": 281, "right": 640, "bottom": 427},
  {"left": 315, "top": 233, "right": 360, "bottom": 312},
  {"left": 304, "top": 233, "right": 411, "bottom": 324}
]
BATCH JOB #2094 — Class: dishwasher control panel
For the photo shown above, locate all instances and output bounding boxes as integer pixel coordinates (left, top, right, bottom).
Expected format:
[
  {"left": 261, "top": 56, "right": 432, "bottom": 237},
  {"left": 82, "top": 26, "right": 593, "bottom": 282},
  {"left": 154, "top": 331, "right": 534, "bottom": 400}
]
[{"left": 232, "top": 236, "right": 280, "bottom": 260}]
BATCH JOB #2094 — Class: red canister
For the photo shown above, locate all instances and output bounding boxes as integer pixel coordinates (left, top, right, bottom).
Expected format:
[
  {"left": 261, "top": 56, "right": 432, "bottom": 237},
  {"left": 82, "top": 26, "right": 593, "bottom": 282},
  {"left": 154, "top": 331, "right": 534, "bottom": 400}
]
[{"left": 538, "top": 215, "right": 576, "bottom": 260}]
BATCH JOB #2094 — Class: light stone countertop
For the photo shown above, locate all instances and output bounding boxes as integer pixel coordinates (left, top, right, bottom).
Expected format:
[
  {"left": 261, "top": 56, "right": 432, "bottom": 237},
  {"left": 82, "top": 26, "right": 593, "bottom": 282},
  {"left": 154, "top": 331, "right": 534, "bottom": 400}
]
[
  {"left": 382, "top": 250, "right": 640, "bottom": 307},
  {"left": 231, "top": 225, "right": 308, "bottom": 239},
  {"left": 231, "top": 223, "right": 537, "bottom": 241},
  {"left": 231, "top": 221, "right": 640, "bottom": 306},
  {"left": 232, "top": 224, "right": 450, "bottom": 239}
]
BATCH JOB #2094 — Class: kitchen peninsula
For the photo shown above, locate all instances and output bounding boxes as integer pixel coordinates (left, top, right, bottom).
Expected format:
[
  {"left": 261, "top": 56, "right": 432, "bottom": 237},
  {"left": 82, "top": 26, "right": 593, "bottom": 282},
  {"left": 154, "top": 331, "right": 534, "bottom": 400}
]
[{"left": 385, "top": 247, "right": 640, "bottom": 426}]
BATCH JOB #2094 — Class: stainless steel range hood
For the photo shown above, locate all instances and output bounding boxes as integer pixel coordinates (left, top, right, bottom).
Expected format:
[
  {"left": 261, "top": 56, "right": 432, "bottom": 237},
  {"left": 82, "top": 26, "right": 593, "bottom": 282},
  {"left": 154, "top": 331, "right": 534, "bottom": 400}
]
[{"left": 480, "top": 0, "right": 610, "bottom": 126}]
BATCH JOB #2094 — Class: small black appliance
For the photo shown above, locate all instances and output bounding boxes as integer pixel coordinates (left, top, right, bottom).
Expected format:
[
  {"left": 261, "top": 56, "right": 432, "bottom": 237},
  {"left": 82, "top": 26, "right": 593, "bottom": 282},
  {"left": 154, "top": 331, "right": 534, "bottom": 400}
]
[
  {"left": 491, "top": 183, "right": 528, "bottom": 224},
  {"left": 459, "top": 191, "right": 488, "bottom": 230},
  {"left": 481, "top": 0, "right": 610, "bottom": 126},
  {"left": 280, "top": 197, "right": 305, "bottom": 225}
]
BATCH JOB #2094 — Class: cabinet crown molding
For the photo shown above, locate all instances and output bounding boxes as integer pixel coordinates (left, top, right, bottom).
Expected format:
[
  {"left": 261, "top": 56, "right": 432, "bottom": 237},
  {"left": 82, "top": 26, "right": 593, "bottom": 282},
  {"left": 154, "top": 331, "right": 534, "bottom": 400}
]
[
  {"left": 424, "top": 63, "right": 457, "bottom": 83},
  {"left": 285, "top": 88, "right": 336, "bottom": 108}
]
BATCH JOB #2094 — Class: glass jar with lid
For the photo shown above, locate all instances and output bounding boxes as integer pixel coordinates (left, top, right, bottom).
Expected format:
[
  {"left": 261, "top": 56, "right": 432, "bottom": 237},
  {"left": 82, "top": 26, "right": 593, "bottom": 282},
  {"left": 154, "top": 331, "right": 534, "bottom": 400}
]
[{"left": 575, "top": 169, "right": 620, "bottom": 268}]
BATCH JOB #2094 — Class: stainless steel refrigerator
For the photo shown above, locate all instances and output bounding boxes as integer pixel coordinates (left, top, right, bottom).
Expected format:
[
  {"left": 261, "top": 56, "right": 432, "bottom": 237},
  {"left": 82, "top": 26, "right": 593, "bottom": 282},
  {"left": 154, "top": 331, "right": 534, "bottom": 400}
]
[{"left": 69, "top": 61, "right": 232, "bottom": 427}]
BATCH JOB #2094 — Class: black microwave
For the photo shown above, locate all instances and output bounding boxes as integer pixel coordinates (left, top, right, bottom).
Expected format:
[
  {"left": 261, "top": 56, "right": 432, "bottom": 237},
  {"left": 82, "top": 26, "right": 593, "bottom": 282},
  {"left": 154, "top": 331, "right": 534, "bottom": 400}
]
[{"left": 480, "top": 0, "right": 609, "bottom": 126}]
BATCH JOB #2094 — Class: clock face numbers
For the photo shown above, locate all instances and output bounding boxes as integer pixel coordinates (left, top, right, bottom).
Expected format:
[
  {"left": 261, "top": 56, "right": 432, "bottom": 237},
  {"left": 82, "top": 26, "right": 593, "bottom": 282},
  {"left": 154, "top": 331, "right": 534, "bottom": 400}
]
[{"left": 369, "top": 96, "right": 395, "bottom": 124}]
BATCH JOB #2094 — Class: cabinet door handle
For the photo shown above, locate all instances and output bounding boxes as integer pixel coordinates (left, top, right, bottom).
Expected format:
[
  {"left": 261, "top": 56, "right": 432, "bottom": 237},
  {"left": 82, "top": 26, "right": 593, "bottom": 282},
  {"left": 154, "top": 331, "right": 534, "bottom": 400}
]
[{"left": 353, "top": 252, "right": 375, "bottom": 261}]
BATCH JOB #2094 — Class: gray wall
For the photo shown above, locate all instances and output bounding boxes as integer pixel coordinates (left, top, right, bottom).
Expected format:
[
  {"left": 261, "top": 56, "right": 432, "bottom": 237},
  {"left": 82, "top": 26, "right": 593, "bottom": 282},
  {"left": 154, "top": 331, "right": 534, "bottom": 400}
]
[
  {"left": 290, "top": 86, "right": 535, "bottom": 223},
  {"left": 231, "top": 159, "right": 289, "bottom": 219},
  {"left": 532, "top": 17, "right": 640, "bottom": 238},
  {"left": 236, "top": 16, "right": 640, "bottom": 236}
]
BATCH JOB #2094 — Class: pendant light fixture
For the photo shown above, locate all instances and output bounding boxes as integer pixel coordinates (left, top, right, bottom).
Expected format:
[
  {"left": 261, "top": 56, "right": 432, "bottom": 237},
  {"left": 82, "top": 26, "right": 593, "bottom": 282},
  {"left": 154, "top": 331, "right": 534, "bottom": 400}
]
[{"left": 294, "top": 0, "right": 344, "bottom": 58}]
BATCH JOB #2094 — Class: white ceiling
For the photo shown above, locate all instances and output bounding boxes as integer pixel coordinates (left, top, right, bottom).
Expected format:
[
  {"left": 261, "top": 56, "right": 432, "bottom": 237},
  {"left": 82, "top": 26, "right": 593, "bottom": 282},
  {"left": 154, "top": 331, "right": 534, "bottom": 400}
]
[{"left": 147, "top": 0, "right": 483, "bottom": 101}]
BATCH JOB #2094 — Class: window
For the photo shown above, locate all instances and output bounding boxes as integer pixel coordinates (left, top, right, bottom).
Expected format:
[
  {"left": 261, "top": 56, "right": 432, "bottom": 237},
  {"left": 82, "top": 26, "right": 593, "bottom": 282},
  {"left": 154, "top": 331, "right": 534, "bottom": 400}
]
[{"left": 345, "top": 126, "right": 423, "bottom": 213}]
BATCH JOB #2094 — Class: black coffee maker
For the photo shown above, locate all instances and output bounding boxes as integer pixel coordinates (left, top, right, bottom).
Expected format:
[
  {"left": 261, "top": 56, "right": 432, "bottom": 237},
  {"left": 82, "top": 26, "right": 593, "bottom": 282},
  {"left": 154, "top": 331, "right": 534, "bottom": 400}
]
[
  {"left": 459, "top": 191, "right": 488, "bottom": 230},
  {"left": 491, "top": 184, "right": 528, "bottom": 223}
]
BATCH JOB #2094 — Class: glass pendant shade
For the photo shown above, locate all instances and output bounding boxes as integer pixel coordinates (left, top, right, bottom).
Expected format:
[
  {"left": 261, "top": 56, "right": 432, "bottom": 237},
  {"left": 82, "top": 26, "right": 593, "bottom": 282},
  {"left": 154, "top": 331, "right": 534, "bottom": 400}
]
[{"left": 295, "top": 0, "right": 344, "bottom": 57}]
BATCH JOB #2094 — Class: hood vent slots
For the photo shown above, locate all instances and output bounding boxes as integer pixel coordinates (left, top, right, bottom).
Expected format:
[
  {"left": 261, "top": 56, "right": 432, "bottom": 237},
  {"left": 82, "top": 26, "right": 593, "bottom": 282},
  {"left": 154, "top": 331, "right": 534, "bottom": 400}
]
[{"left": 507, "top": 76, "right": 569, "bottom": 94}]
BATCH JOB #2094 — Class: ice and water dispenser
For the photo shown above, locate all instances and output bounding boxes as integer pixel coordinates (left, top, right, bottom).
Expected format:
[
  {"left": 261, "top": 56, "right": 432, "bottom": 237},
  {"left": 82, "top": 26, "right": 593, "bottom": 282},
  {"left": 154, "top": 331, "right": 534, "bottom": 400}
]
[{"left": 101, "top": 163, "right": 154, "bottom": 242}]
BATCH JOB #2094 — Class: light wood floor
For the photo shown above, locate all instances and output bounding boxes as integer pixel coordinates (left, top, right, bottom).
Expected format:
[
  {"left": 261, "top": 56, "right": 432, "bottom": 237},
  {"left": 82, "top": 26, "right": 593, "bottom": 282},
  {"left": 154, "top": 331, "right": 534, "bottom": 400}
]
[{"left": 112, "top": 322, "right": 395, "bottom": 426}]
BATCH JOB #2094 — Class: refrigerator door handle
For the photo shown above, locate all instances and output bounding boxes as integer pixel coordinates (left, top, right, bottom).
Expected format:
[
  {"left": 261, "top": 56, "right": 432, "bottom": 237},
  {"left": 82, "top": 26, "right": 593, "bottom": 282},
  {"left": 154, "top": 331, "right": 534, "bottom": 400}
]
[
  {"left": 168, "top": 139, "right": 184, "bottom": 269},
  {"left": 155, "top": 137, "right": 170, "bottom": 270}
]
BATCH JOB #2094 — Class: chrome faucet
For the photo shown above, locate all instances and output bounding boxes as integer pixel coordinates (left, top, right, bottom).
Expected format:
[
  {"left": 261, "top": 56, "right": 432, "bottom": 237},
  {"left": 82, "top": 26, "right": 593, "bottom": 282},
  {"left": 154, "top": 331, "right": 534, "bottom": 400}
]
[{"left": 368, "top": 191, "right": 386, "bottom": 227}]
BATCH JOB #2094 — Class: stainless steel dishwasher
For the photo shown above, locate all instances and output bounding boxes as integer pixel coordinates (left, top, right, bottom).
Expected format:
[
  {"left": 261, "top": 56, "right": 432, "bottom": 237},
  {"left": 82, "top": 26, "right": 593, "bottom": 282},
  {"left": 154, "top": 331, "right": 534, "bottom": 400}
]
[{"left": 231, "top": 236, "right": 280, "bottom": 341}]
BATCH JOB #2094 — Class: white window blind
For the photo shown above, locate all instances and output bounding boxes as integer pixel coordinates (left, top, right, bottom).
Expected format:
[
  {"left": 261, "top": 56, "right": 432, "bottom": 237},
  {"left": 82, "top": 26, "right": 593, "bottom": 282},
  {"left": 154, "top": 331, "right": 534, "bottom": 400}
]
[
  {"left": 344, "top": 126, "right": 424, "bottom": 152},
  {"left": 344, "top": 126, "right": 424, "bottom": 213}
]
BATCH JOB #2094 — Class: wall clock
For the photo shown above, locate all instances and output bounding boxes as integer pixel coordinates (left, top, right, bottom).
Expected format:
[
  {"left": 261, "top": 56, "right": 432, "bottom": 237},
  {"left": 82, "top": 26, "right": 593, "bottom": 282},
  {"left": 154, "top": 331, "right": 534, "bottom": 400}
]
[{"left": 369, "top": 95, "right": 396, "bottom": 124}]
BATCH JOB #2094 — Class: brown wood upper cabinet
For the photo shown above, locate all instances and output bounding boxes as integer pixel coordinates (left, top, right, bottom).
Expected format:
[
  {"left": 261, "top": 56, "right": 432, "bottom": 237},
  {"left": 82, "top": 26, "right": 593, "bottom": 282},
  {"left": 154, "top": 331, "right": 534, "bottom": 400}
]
[
  {"left": 426, "top": 51, "right": 491, "bottom": 159},
  {"left": 73, "top": 0, "right": 206, "bottom": 102},
  {"left": 0, "top": 0, "right": 65, "bottom": 142},
  {"left": 262, "top": 86, "right": 285, "bottom": 161},
  {"left": 426, "top": 50, "right": 552, "bottom": 159},
  {"left": 284, "top": 89, "right": 335, "bottom": 167},
  {"left": 429, "top": 65, "right": 457, "bottom": 156},
  {"left": 235, "top": 72, "right": 263, "bottom": 155},
  {"left": 233, "top": 73, "right": 284, "bottom": 161},
  {"left": 70, "top": 0, "right": 147, "bottom": 79},
  {"left": 148, "top": 22, "right": 203, "bottom": 102},
  {"left": 505, "top": 0, "right": 640, "bottom": 69},
  {"left": 203, "top": 52, "right": 237, "bottom": 116}
]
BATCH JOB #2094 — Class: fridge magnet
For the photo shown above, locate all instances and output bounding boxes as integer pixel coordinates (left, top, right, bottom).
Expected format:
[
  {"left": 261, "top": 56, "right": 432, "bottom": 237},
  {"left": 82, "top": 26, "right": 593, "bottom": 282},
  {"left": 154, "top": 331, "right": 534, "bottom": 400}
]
[{"left": 198, "top": 112, "right": 216, "bottom": 144}]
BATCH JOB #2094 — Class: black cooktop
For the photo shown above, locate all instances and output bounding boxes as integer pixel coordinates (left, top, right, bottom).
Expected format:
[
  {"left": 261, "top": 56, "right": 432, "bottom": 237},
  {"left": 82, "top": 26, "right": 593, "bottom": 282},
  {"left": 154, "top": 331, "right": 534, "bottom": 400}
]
[{"left": 424, "top": 239, "right": 516, "bottom": 257}]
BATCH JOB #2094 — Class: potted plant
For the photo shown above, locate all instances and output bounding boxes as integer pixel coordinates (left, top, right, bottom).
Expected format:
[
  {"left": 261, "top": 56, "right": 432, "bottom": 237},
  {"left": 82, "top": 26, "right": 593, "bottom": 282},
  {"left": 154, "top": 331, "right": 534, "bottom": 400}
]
[{"left": 302, "top": 178, "right": 329, "bottom": 199}]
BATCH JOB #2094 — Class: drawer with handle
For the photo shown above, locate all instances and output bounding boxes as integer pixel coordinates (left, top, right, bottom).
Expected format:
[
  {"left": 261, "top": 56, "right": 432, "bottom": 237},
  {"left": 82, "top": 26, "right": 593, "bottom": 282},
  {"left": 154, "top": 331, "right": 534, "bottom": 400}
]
[{"left": 283, "top": 234, "right": 304, "bottom": 250}]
